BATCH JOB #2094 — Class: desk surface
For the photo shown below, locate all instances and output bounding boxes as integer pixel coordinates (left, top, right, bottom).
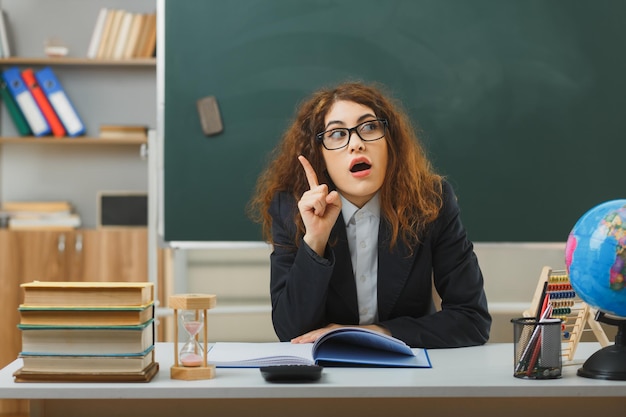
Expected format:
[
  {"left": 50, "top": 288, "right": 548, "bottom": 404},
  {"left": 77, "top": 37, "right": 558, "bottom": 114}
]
[{"left": 1, "top": 342, "right": 626, "bottom": 400}]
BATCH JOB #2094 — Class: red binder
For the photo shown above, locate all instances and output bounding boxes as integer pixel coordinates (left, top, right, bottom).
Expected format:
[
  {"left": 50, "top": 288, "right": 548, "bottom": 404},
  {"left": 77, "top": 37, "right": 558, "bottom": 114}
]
[{"left": 21, "top": 68, "right": 66, "bottom": 137}]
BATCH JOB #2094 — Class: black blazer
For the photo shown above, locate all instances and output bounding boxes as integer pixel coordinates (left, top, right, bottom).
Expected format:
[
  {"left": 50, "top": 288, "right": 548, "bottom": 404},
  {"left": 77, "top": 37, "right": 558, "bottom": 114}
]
[{"left": 269, "top": 181, "right": 491, "bottom": 348}]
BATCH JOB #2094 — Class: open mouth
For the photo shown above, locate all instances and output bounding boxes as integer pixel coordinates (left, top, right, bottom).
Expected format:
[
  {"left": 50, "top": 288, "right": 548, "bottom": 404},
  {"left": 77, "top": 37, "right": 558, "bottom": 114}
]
[{"left": 350, "top": 162, "right": 371, "bottom": 173}]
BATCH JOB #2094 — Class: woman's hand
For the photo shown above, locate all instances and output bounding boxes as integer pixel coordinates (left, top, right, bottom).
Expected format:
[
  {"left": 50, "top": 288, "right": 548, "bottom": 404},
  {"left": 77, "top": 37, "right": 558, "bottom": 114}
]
[
  {"left": 290, "top": 323, "right": 343, "bottom": 344},
  {"left": 297, "top": 155, "right": 342, "bottom": 256},
  {"left": 291, "top": 323, "right": 391, "bottom": 344}
]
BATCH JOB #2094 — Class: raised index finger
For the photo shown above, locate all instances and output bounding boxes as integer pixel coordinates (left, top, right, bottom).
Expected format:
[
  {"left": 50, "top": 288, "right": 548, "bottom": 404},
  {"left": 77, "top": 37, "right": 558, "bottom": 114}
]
[{"left": 298, "top": 155, "right": 319, "bottom": 189}]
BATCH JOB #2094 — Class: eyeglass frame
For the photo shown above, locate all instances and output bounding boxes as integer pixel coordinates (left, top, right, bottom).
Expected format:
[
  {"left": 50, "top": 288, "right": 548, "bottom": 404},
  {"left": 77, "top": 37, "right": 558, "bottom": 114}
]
[{"left": 315, "top": 118, "right": 388, "bottom": 150}]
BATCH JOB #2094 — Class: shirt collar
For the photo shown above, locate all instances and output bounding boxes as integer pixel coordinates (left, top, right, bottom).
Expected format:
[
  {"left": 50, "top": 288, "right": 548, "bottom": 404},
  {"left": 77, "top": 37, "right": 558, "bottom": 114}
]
[{"left": 340, "top": 192, "right": 381, "bottom": 225}]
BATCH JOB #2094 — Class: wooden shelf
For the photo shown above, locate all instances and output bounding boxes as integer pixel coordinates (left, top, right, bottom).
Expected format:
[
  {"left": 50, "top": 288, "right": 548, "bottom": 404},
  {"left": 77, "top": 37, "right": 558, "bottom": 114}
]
[
  {"left": 0, "top": 137, "right": 147, "bottom": 145},
  {"left": 0, "top": 57, "right": 155, "bottom": 67},
  {"left": 0, "top": 58, "right": 153, "bottom": 146}
]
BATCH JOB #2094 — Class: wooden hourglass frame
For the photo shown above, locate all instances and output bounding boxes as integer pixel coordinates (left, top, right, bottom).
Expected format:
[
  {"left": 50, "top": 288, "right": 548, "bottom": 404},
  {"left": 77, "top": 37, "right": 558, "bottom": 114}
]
[{"left": 169, "top": 293, "right": 217, "bottom": 380}]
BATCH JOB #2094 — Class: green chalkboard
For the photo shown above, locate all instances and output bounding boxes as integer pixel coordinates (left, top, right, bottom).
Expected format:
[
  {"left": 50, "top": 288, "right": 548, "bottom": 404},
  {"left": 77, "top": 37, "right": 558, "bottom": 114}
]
[{"left": 163, "top": 0, "right": 626, "bottom": 242}]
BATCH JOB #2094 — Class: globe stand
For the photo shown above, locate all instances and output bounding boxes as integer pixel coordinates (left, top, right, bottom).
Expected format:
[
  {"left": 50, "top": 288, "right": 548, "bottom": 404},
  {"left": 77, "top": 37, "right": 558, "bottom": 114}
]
[{"left": 577, "top": 311, "right": 626, "bottom": 380}]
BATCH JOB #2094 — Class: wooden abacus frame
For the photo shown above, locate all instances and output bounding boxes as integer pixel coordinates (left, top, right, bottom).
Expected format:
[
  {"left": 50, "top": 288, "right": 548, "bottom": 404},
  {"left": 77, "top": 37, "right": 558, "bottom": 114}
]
[{"left": 524, "top": 266, "right": 609, "bottom": 361}]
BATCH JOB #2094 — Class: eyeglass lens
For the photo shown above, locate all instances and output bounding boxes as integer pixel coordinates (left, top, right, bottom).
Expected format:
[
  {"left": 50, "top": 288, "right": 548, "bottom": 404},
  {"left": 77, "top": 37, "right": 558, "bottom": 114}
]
[{"left": 321, "top": 119, "right": 386, "bottom": 150}]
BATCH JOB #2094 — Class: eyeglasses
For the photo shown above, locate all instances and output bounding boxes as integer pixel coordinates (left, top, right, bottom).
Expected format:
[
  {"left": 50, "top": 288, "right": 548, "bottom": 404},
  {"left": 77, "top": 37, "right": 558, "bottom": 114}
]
[{"left": 316, "top": 119, "right": 388, "bottom": 150}]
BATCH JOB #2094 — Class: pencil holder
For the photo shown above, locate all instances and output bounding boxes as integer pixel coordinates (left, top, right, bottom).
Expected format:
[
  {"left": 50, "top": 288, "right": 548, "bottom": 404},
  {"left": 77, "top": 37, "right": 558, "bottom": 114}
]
[{"left": 512, "top": 317, "right": 562, "bottom": 379}]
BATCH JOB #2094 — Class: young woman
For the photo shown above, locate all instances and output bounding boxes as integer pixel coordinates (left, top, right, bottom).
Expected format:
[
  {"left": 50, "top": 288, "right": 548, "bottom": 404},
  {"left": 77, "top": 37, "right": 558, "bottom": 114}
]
[{"left": 249, "top": 81, "right": 491, "bottom": 348}]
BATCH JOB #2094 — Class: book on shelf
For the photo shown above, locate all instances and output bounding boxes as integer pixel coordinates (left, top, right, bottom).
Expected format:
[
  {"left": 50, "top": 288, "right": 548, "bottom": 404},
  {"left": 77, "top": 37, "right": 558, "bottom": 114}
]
[
  {"left": 0, "top": 78, "right": 32, "bottom": 136},
  {"left": 8, "top": 212, "right": 81, "bottom": 230},
  {"left": 101, "top": 9, "right": 125, "bottom": 59},
  {"left": 13, "top": 360, "right": 159, "bottom": 383},
  {"left": 111, "top": 11, "right": 133, "bottom": 60},
  {"left": 21, "top": 281, "right": 154, "bottom": 307},
  {"left": 1, "top": 67, "right": 51, "bottom": 136},
  {"left": 86, "top": 7, "right": 108, "bottom": 59},
  {"left": 123, "top": 13, "right": 144, "bottom": 59},
  {"left": 144, "top": 12, "right": 157, "bottom": 57},
  {"left": 207, "top": 327, "right": 432, "bottom": 368},
  {"left": 0, "top": 8, "right": 10, "bottom": 58},
  {"left": 95, "top": 8, "right": 116, "bottom": 59},
  {"left": 14, "top": 333, "right": 157, "bottom": 383},
  {"left": 19, "top": 345, "right": 155, "bottom": 374},
  {"left": 132, "top": 14, "right": 150, "bottom": 58},
  {"left": 21, "top": 68, "right": 66, "bottom": 138},
  {"left": 88, "top": 8, "right": 156, "bottom": 60},
  {"left": 99, "top": 124, "right": 148, "bottom": 140},
  {"left": 1, "top": 200, "right": 72, "bottom": 213},
  {"left": 136, "top": 12, "right": 157, "bottom": 58},
  {"left": 19, "top": 303, "right": 155, "bottom": 326},
  {"left": 19, "top": 320, "right": 155, "bottom": 356},
  {"left": 1, "top": 200, "right": 77, "bottom": 229},
  {"left": 34, "top": 67, "right": 86, "bottom": 137}
]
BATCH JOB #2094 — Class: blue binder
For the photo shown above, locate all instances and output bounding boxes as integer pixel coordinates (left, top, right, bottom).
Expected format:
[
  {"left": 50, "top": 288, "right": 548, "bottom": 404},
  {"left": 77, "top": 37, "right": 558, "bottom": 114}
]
[
  {"left": 1, "top": 66, "right": 51, "bottom": 136},
  {"left": 34, "top": 67, "right": 85, "bottom": 137}
]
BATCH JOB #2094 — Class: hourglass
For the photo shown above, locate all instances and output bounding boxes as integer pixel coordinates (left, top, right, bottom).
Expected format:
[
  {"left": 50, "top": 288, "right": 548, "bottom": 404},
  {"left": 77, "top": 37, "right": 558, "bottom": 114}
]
[
  {"left": 169, "top": 294, "right": 217, "bottom": 380},
  {"left": 179, "top": 310, "right": 204, "bottom": 366}
]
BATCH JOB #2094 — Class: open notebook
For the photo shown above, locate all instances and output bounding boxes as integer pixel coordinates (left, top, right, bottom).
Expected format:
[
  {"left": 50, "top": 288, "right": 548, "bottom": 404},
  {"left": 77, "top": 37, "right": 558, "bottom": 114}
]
[{"left": 207, "top": 327, "right": 431, "bottom": 368}]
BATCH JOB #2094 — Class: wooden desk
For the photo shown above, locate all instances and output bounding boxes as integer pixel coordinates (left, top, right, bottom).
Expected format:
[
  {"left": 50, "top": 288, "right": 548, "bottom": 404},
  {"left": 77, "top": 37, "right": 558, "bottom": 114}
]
[{"left": 1, "top": 343, "right": 625, "bottom": 417}]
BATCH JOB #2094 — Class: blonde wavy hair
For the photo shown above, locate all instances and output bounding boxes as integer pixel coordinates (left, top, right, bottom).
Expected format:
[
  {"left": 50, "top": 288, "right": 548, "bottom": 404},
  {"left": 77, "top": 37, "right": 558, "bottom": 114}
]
[{"left": 248, "top": 81, "right": 443, "bottom": 250}]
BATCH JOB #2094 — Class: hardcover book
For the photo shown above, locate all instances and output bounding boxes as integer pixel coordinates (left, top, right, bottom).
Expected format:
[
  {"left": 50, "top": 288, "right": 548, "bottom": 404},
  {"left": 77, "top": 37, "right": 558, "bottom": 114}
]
[
  {"left": 86, "top": 7, "right": 108, "bottom": 59},
  {"left": 123, "top": 13, "right": 144, "bottom": 59},
  {"left": 2, "top": 200, "right": 72, "bottom": 213},
  {"left": 8, "top": 213, "right": 81, "bottom": 230},
  {"left": 95, "top": 8, "right": 116, "bottom": 59},
  {"left": 13, "top": 361, "right": 159, "bottom": 383},
  {"left": 138, "top": 12, "right": 156, "bottom": 58},
  {"left": 19, "top": 346, "right": 155, "bottom": 373},
  {"left": 0, "top": 9, "right": 10, "bottom": 58},
  {"left": 207, "top": 327, "right": 431, "bottom": 368},
  {"left": 19, "top": 303, "right": 154, "bottom": 326},
  {"left": 100, "top": 8, "right": 124, "bottom": 59},
  {"left": 19, "top": 320, "right": 155, "bottom": 356},
  {"left": 20, "top": 281, "right": 154, "bottom": 307},
  {"left": 111, "top": 11, "right": 133, "bottom": 60}
]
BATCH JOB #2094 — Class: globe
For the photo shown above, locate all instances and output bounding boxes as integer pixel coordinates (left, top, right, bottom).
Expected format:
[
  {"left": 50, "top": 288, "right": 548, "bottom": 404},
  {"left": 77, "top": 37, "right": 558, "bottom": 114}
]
[
  {"left": 564, "top": 199, "right": 626, "bottom": 380},
  {"left": 565, "top": 199, "right": 626, "bottom": 317}
]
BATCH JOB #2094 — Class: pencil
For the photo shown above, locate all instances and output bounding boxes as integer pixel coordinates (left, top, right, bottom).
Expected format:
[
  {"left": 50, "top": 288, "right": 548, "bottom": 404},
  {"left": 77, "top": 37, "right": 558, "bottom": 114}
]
[
  {"left": 525, "top": 302, "right": 553, "bottom": 376},
  {"left": 535, "top": 281, "right": 548, "bottom": 320}
]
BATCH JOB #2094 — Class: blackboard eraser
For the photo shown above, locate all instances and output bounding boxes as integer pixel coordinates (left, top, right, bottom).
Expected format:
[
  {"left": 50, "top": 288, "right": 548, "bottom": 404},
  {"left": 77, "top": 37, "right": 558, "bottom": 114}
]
[{"left": 197, "top": 96, "right": 224, "bottom": 136}]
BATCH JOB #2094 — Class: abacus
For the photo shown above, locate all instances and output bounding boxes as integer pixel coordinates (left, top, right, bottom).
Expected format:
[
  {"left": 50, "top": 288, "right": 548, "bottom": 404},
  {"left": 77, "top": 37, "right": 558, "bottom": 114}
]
[{"left": 524, "top": 266, "right": 610, "bottom": 361}]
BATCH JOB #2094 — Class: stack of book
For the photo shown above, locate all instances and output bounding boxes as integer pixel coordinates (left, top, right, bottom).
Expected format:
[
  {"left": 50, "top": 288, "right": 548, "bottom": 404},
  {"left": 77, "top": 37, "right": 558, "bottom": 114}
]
[
  {"left": 0, "top": 66, "right": 85, "bottom": 138},
  {"left": 86, "top": 8, "right": 157, "bottom": 60},
  {"left": 13, "top": 281, "right": 158, "bottom": 383},
  {"left": 1, "top": 200, "right": 81, "bottom": 230}
]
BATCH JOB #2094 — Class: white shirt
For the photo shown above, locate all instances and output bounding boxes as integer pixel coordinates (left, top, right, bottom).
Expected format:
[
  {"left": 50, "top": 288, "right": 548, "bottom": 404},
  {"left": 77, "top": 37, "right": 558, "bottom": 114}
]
[{"left": 340, "top": 193, "right": 380, "bottom": 325}]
